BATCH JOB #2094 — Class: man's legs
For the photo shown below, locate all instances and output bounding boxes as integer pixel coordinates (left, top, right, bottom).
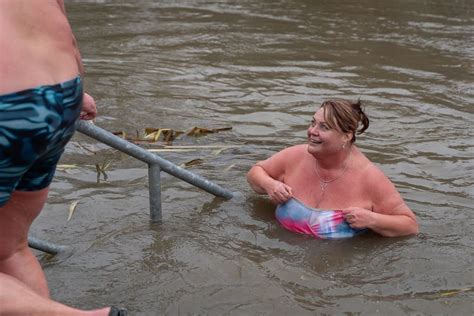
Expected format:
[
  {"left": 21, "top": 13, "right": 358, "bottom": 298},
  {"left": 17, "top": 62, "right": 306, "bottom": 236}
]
[
  {"left": 0, "top": 188, "right": 50, "bottom": 297},
  {"left": 0, "top": 190, "right": 127, "bottom": 315},
  {"left": 0, "top": 272, "right": 112, "bottom": 315}
]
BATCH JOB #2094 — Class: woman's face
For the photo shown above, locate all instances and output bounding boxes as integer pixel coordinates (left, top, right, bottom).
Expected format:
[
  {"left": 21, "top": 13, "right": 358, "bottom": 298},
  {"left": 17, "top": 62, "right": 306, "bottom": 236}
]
[{"left": 307, "top": 107, "right": 350, "bottom": 155}]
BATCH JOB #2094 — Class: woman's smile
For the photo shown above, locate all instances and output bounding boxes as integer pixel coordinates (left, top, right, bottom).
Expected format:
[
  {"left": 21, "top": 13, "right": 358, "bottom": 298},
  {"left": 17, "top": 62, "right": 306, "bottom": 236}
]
[{"left": 308, "top": 137, "right": 322, "bottom": 145}]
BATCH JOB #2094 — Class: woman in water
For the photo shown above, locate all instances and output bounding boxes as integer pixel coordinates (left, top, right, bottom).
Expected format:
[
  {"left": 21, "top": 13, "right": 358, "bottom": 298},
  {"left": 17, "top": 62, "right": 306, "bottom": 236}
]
[{"left": 247, "top": 99, "right": 419, "bottom": 239}]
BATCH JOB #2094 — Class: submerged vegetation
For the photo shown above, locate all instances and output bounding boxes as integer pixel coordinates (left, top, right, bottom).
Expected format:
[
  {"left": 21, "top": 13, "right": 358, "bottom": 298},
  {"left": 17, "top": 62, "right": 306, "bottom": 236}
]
[{"left": 113, "top": 126, "right": 232, "bottom": 145}]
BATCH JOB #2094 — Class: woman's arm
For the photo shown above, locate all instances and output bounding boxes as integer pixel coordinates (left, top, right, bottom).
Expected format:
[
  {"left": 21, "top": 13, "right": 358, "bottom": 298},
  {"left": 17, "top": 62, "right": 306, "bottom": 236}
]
[
  {"left": 369, "top": 204, "right": 418, "bottom": 237},
  {"left": 246, "top": 165, "right": 273, "bottom": 194},
  {"left": 343, "top": 203, "right": 418, "bottom": 237},
  {"left": 247, "top": 146, "right": 302, "bottom": 204},
  {"left": 247, "top": 165, "right": 293, "bottom": 203},
  {"left": 343, "top": 165, "right": 419, "bottom": 237}
]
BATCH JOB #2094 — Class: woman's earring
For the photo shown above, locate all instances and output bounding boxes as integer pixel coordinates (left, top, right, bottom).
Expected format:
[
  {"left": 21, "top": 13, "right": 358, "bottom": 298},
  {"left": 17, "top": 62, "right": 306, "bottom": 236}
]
[{"left": 342, "top": 143, "right": 346, "bottom": 149}]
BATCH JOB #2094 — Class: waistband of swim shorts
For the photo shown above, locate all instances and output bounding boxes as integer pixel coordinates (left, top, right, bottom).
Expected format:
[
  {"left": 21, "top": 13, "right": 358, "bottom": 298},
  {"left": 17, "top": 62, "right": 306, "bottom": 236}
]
[{"left": 0, "top": 75, "right": 82, "bottom": 101}]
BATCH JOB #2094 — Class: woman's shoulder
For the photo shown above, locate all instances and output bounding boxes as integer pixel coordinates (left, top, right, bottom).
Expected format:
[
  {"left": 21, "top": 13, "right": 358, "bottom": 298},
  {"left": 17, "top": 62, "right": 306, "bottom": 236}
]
[
  {"left": 351, "top": 147, "right": 387, "bottom": 181},
  {"left": 284, "top": 144, "right": 308, "bottom": 154},
  {"left": 264, "top": 144, "right": 308, "bottom": 169},
  {"left": 270, "top": 144, "right": 307, "bottom": 159},
  {"left": 256, "top": 144, "right": 307, "bottom": 179},
  {"left": 352, "top": 149, "right": 398, "bottom": 195},
  {"left": 258, "top": 144, "right": 306, "bottom": 166}
]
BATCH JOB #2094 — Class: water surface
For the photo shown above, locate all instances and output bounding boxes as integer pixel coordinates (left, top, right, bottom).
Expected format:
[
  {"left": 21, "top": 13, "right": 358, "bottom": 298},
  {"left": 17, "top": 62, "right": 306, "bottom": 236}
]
[{"left": 33, "top": 0, "right": 473, "bottom": 314}]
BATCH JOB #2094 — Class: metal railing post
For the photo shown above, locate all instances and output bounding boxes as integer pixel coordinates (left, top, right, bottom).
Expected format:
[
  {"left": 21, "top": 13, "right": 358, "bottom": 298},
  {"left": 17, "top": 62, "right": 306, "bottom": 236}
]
[{"left": 148, "top": 163, "right": 162, "bottom": 223}]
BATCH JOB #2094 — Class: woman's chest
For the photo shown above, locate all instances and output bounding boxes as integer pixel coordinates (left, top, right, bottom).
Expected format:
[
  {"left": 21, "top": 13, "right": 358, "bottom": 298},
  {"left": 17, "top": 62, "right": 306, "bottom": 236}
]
[{"left": 283, "top": 168, "right": 372, "bottom": 210}]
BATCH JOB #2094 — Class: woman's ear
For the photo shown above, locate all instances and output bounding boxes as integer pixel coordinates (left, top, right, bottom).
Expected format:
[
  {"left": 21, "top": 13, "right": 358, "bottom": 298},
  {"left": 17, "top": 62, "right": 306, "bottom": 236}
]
[{"left": 343, "top": 131, "right": 353, "bottom": 143}]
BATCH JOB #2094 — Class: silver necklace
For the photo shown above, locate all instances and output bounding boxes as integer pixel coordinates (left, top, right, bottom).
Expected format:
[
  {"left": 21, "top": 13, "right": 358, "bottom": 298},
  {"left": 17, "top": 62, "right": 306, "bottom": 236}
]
[{"left": 314, "top": 150, "right": 352, "bottom": 207}]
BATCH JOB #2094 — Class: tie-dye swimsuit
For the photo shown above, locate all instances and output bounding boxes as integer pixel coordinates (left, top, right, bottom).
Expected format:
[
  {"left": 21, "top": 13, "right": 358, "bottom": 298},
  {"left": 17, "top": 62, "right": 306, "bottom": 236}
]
[
  {"left": 275, "top": 198, "right": 367, "bottom": 239},
  {"left": 0, "top": 76, "right": 83, "bottom": 206}
]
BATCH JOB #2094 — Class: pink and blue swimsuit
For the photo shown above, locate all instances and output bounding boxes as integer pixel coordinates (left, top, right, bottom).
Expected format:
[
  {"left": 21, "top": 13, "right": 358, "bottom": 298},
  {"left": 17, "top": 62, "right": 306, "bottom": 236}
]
[{"left": 275, "top": 198, "right": 367, "bottom": 239}]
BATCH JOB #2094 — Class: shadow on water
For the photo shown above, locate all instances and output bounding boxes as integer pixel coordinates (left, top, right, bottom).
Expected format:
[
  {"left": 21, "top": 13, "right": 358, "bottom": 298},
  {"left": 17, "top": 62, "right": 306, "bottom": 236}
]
[{"left": 245, "top": 195, "right": 276, "bottom": 223}]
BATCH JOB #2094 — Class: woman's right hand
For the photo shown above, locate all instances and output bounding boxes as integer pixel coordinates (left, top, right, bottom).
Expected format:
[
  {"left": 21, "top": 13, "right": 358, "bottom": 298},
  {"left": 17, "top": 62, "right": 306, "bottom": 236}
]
[{"left": 266, "top": 180, "right": 293, "bottom": 204}]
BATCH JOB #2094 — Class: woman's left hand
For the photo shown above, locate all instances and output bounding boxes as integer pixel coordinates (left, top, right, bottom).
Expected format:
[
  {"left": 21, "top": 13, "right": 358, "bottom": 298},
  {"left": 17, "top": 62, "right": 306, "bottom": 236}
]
[{"left": 342, "top": 207, "right": 375, "bottom": 229}]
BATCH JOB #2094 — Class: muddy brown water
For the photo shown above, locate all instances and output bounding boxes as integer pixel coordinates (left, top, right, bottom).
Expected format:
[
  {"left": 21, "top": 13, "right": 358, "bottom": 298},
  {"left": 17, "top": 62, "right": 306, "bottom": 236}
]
[{"left": 32, "top": 0, "right": 473, "bottom": 314}]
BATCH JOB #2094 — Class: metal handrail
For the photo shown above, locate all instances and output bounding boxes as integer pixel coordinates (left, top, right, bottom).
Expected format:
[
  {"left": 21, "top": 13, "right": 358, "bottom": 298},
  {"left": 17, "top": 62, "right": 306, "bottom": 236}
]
[
  {"left": 29, "top": 120, "right": 234, "bottom": 254},
  {"left": 76, "top": 120, "right": 233, "bottom": 222}
]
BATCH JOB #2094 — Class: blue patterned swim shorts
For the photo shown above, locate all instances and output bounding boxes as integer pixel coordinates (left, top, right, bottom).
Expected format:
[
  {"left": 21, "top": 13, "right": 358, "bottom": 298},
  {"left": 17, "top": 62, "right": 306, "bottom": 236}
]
[{"left": 0, "top": 76, "right": 83, "bottom": 207}]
